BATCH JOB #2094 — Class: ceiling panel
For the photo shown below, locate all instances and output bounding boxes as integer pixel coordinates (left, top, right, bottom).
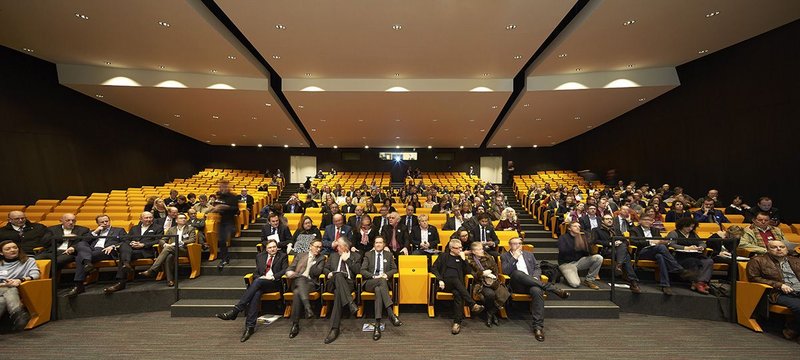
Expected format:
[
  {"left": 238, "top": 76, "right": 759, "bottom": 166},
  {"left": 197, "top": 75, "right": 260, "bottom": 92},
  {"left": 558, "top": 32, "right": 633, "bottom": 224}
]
[{"left": 217, "top": 0, "right": 577, "bottom": 78}]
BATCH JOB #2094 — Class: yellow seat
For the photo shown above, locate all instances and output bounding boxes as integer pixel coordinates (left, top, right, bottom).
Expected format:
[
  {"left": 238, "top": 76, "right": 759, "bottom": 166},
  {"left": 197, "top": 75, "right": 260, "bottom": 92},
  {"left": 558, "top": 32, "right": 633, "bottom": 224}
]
[
  {"left": 20, "top": 260, "right": 53, "bottom": 329},
  {"left": 736, "top": 262, "right": 792, "bottom": 332}
]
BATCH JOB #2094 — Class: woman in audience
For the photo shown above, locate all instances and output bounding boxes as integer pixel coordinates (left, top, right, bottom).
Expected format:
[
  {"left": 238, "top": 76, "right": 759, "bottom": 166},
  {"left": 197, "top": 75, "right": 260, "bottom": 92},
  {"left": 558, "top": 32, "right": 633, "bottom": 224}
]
[
  {"left": 432, "top": 197, "right": 451, "bottom": 214},
  {"left": 707, "top": 225, "right": 744, "bottom": 269},
  {"left": 649, "top": 196, "right": 667, "bottom": 213},
  {"left": 152, "top": 198, "right": 168, "bottom": 219},
  {"left": 0, "top": 240, "right": 40, "bottom": 331},
  {"left": 139, "top": 214, "right": 196, "bottom": 287},
  {"left": 144, "top": 195, "right": 158, "bottom": 212},
  {"left": 572, "top": 186, "right": 584, "bottom": 202},
  {"left": 667, "top": 218, "right": 713, "bottom": 295},
  {"left": 397, "top": 188, "right": 409, "bottom": 203},
  {"left": 466, "top": 241, "right": 508, "bottom": 328},
  {"left": 725, "top": 195, "right": 750, "bottom": 215},
  {"left": 498, "top": 207, "right": 522, "bottom": 235},
  {"left": 423, "top": 195, "right": 437, "bottom": 209},
  {"left": 383, "top": 198, "right": 397, "bottom": 213},
  {"left": 291, "top": 216, "right": 322, "bottom": 254},
  {"left": 407, "top": 194, "right": 422, "bottom": 209},
  {"left": 644, "top": 207, "right": 665, "bottom": 232},
  {"left": 565, "top": 202, "right": 586, "bottom": 224},
  {"left": 665, "top": 200, "right": 692, "bottom": 222}
]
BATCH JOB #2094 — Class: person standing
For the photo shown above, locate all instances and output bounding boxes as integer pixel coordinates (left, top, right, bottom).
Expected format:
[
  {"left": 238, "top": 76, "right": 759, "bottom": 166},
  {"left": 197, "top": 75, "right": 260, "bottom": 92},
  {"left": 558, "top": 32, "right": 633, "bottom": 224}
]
[{"left": 213, "top": 180, "right": 239, "bottom": 270}]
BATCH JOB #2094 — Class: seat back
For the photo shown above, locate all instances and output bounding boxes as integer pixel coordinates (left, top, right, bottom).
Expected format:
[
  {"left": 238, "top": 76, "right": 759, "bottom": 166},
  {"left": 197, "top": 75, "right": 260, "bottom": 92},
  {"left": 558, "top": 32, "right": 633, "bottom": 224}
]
[
  {"left": 35, "top": 259, "right": 52, "bottom": 280},
  {"left": 399, "top": 255, "right": 428, "bottom": 274}
]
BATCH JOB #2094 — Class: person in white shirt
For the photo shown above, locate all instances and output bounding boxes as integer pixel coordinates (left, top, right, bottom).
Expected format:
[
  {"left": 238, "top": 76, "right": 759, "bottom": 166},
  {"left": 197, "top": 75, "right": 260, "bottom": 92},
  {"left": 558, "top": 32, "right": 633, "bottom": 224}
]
[
  {"left": 139, "top": 213, "right": 195, "bottom": 287},
  {"left": 37, "top": 213, "right": 91, "bottom": 272}
]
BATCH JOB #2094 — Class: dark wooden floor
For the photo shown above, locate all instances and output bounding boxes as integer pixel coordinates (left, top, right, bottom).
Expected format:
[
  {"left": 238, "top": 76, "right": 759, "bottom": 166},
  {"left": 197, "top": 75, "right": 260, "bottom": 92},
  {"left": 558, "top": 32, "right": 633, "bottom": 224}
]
[{"left": 5, "top": 311, "right": 797, "bottom": 359}]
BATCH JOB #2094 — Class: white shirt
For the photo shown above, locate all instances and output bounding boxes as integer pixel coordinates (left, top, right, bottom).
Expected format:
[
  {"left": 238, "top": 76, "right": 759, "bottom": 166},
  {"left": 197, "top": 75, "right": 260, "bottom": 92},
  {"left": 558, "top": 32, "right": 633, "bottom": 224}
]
[
  {"left": 140, "top": 225, "right": 150, "bottom": 235},
  {"left": 94, "top": 228, "right": 110, "bottom": 248},
  {"left": 589, "top": 216, "right": 598, "bottom": 229},
  {"left": 58, "top": 227, "right": 73, "bottom": 251},
  {"left": 12, "top": 225, "right": 23, "bottom": 232},
  {"left": 163, "top": 217, "right": 173, "bottom": 231},
  {"left": 454, "top": 218, "right": 463, "bottom": 229},
  {"left": 337, "top": 257, "right": 351, "bottom": 279},
  {"left": 420, "top": 227, "right": 429, "bottom": 245},
  {"left": 516, "top": 254, "right": 529, "bottom": 275},
  {"left": 176, "top": 226, "right": 186, "bottom": 246}
]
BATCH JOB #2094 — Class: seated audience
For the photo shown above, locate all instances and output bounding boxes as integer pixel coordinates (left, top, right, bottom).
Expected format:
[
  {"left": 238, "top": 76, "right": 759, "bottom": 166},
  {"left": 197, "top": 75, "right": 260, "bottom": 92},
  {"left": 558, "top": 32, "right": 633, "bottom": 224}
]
[
  {"left": 174, "top": 195, "right": 191, "bottom": 213},
  {"left": 67, "top": 215, "right": 129, "bottom": 296},
  {"left": 591, "top": 215, "right": 641, "bottom": 293},
  {"left": 0, "top": 240, "right": 40, "bottom": 331},
  {"left": 381, "top": 212, "right": 410, "bottom": 257},
  {"left": 341, "top": 196, "right": 356, "bottom": 214},
  {"left": 725, "top": 195, "right": 750, "bottom": 215},
  {"left": 629, "top": 214, "right": 696, "bottom": 295},
  {"left": 186, "top": 192, "right": 197, "bottom": 206},
  {"left": 612, "top": 206, "right": 636, "bottom": 235},
  {"left": 286, "top": 239, "right": 325, "bottom": 339},
  {"left": 321, "top": 214, "right": 352, "bottom": 255},
  {"left": 186, "top": 209, "right": 207, "bottom": 247},
  {"left": 746, "top": 240, "right": 800, "bottom": 343},
  {"left": 192, "top": 194, "right": 214, "bottom": 214},
  {"left": 320, "top": 203, "right": 341, "bottom": 228},
  {"left": 498, "top": 207, "right": 522, "bottom": 235},
  {"left": 707, "top": 225, "right": 744, "bottom": 266},
  {"left": 431, "top": 239, "right": 485, "bottom": 335},
  {"left": 291, "top": 216, "right": 322, "bottom": 255},
  {"left": 152, "top": 198, "right": 168, "bottom": 219},
  {"left": 470, "top": 214, "right": 500, "bottom": 257},
  {"left": 285, "top": 194, "right": 305, "bottom": 214},
  {"left": 400, "top": 205, "right": 419, "bottom": 233},
  {"left": 321, "top": 238, "right": 361, "bottom": 344},
  {"left": 347, "top": 206, "right": 366, "bottom": 229},
  {"left": 144, "top": 195, "right": 158, "bottom": 212},
  {"left": 261, "top": 213, "right": 293, "bottom": 252},
  {"left": 744, "top": 196, "right": 781, "bottom": 225},
  {"left": 37, "top": 213, "right": 90, "bottom": 276},
  {"left": 239, "top": 189, "right": 255, "bottom": 210},
  {"left": 443, "top": 209, "right": 466, "bottom": 231},
  {"left": 739, "top": 211, "right": 786, "bottom": 255},
  {"left": 360, "top": 236, "right": 403, "bottom": 341},
  {"left": 579, "top": 205, "right": 601, "bottom": 232},
  {"left": 155, "top": 206, "right": 179, "bottom": 231},
  {"left": 164, "top": 189, "right": 179, "bottom": 207},
  {"left": 0, "top": 211, "right": 47, "bottom": 255},
  {"left": 664, "top": 199, "right": 692, "bottom": 222},
  {"left": 667, "top": 218, "right": 713, "bottom": 295},
  {"left": 557, "top": 222, "right": 602, "bottom": 289},
  {"left": 354, "top": 215, "right": 378, "bottom": 253},
  {"left": 139, "top": 213, "right": 196, "bottom": 287}
]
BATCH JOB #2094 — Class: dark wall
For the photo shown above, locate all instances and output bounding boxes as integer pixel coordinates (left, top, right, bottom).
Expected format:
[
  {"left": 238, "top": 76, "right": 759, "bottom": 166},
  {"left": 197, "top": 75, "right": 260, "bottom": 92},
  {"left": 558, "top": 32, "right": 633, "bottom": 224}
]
[
  {"left": 0, "top": 45, "right": 208, "bottom": 205},
  {"left": 552, "top": 20, "right": 800, "bottom": 222}
]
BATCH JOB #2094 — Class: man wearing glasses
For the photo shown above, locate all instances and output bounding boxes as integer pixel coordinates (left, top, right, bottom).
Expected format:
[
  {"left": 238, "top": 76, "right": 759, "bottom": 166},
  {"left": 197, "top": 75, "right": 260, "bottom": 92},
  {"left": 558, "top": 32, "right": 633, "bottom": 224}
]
[
  {"left": 430, "top": 239, "right": 485, "bottom": 335},
  {"left": 286, "top": 239, "right": 326, "bottom": 339}
]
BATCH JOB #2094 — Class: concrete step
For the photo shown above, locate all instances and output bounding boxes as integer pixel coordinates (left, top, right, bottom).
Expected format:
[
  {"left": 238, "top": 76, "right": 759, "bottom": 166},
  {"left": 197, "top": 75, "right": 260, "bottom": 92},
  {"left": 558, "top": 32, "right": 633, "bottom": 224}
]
[
  {"left": 179, "top": 275, "right": 246, "bottom": 299},
  {"left": 171, "top": 299, "right": 237, "bottom": 317},
  {"left": 527, "top": 238, "right": 558, "bottom": 248},
  {"left": 200, "top": 259, "right": 257, "bottom": 276},
  {"left": 542, "top": 300, "right": 619, "bottom": 319}
]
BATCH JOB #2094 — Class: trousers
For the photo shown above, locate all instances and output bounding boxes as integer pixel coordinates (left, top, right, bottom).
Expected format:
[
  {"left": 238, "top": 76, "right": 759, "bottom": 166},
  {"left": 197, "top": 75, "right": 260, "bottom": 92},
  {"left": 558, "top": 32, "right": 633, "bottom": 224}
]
[
  {"left": 364, "top": 277, "right": 394, "bottom": 320},
  {"left": 559, "top": 254, "right": 603, "bottom": 288}
]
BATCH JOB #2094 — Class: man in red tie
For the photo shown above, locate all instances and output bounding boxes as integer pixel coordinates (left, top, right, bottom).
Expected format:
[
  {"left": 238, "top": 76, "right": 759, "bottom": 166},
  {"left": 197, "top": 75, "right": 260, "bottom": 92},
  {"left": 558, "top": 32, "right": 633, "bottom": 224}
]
[
  {"left": 323, "top": 214, "right": 352, "bottom": 255},
  {"left": 380, "top": 212, "right": 410, "bottom": 257},
  {"left": 216, "top": 239, "right": 288, "bottom": 342}
]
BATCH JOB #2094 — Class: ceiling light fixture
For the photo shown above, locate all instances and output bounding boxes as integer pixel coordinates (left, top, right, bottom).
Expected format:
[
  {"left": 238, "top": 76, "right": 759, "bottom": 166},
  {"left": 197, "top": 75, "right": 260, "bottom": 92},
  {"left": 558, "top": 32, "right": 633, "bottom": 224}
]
[
  {"left": 587, "top": 125, "right": 593, "bottom": 128},
  {"left": 206, "top": 140, "right": 211, "bottom": 143},
  {"left": 392, "top": 24, "right": 402, "bottom": 30},
  {"left": 231, "top": 143, "right": 236, "bottom": 147},
  {"left": 459, "top": 146, "right": 464, "bottom": 149},
  {"left": 211, "top": 134, "right": 217, "bottom": 137},
  {"left": 394, "top": 73, "right": 400, "bottom": 77},
  {"left": 638, "top": 98, "right": 646, "bottom": 102},
  {"left": 623, "top": 20, "right": 636, "bottom": 26},
  {"left": 272, "top": 55, "right": 281, "bottom": 59},
  {"left": 174, "top": 114, "right": 180, "bottom": 117},
  {"left": 705, "top": 11, "right": 720, "bottom": 18},
  {"left": 574, "top": 116, "right": 581, "bottom": 120},
  {"left": 333, "top": 145, "right": 338, "bottom": 149},
  {"left": 251, "top": 116, "right": 257, "bottom": 120},
  {"left": 575, "top": 68, "right": 582, "bottom": 72},
  {"left": 533, "top": 145, "right": 538, "bottom": 148},
  {"left": 210, "top": 69, "right": 217, "bottom": 73},
  {"left": 536, "top": 118, "right": 541, "bottom": 121},
  {"left": 287, "top": 128, "right": 292, "bottom": 131},
  {"left": 557, "top": 53, "right": 567, "bottom": 58},
  {"left": 305, "top": 73, "right": 312, "bottom": 77},
  {"left": 480, "top": 129, "right": 485, "bottom": 132},
  {"left": 491, "top": 105, "right": 498, "bottom": 109},
  {"left": 227, "top": 55, "right": 237, "bottom": 60},
  {"left": 523, "top": 104, "right": 530, "bottom": 107},
  {"left": 311, "top": 128, "right": 317, "bottom": 132},
  {"left": 364, "top": 145, "right": 369, "bottom": 149},
  {"left": 284, "top": 144, "right": 289, "bottom": 148},
  {"left": 158, "top": 21, "right": 171, "bottom": 27},
  {"left": 298, "top": 105, "right": 304, "bottom": 109},
  {"left": 95, "top": 94, "right": 104, "bottom": 98},
  {"left": 212, "top": 115, "right": 219, "bottom": 119},
  {"left": 698, "top": 49, "right": 709, "bottom": 54},
  {"left": 427, "top": 145, "right": 432, "bottom": 149},
  {"left": 275, "top": 24, "right": 286, "bottom": 30},
  {"left": 395, "top": 145, "right": 400, "bottom": 149},
  {"left": 507, "top": 145, "right": 512, "bottom": 149},
  {"left": 159, "top": 65, "right": 166, "bottom": 69},
  {"left": 627, "top": 64, "right": 635, "bottom": 68},
  {"left": 257, "top": 144, "right": 263, "bottom": 148},
  {"left": 163, "top": 123, "right": 170, "bottom": 126},
  {"left": 265, "top": 103, "right": 272, "bottom": 107},
  {"left": 513, "top": 55, "right": 523, "bottom": 59},
  {"left": 506, "top": 24, "right": 516, "bottom": 30},
  {"left": 75, "top": 13, "right": 89, "bottom": 20},
  {"left": 104, "top": 61, "right": 112, "bottom": 65},
  {"left": 22, "top": 48, "right": 34, "bottom": 52}
]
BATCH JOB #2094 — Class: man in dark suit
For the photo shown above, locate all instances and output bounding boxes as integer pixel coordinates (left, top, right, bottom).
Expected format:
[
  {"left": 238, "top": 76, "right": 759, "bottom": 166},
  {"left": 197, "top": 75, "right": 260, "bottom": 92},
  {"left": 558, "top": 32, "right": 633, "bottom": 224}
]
[
  {"left": 347, "top": 206, "right": 366, "bottom": 229},
  {"left": 372, "top": 188, "right": 389, "bottom": 204},
  {"left": 380, "top": 212, "right": 410, "bottom": 257},
  {"left": 66, "top": 215, "right": 129, "bottom": 296},
  {"left": 372, "top": 205, "right": 390, "bottom": 232},
  {"left": 187, "top": 208, "right": 206, "bottom": 246},
  {"left": 239, "top": 189, "right": 255, "bottom": 210},
  {"left": 320, "top": 203, "right": 342, "bottom": 228},
  {"left": 345, "top": 185, "right": 357, "bottom": 198},
  {"left": 285, "top": 194, "right": 305, "bottom": 214},
  {"left": 431, "top": 238, "right": 484, "bottom": 335},
  {"left": 37, "top": 213, "right": 91, "bottom": 273},
  {"left": 217, "top": 239, "right": 288, "bottom": 342},
  {"left": 360, "top": 236, "right": 403, "bottom": 340},
  {"left": 353, "top": 214, "right": 378, "bottom": 253},
  {"left": 443, "top": 209, "right": 466, "bottom": 231},
  {"left": 154, "top": 206, "right": 178, "bottom": 231},
  {"left": 164, "top": 189, "right": 179, "bottom": 207},
  {"left": 579, "top": 205, "right": 601, "bottom": 232},
  {"left": 322, "top": 238, "right": 361, "bottom": 344},
  {"left": 501, "top": 237, "right": 570, "bottom": 341},
  {"left": 400, "top": 205, "right": 418, "bottom": 234},
  {"left": 629, "top": 214, "right": 694, "bottom": 295},
  {"left": 0, "top": 211, "right": 47, "bottom": 254},
  {"left": 341, "top": 197, "right": 357, "bottom": 214},
  {"left": 261, "top": 213, "right": 293, "bottom": 251},
  {"left": 287, "top": 239, "right": 326, "bottom": 339},
  {"left": 612, "top": 206, "right": 635, "bottom": 235},
  {"left": 470, "top": 214, "right": 499, "bottom": 257},
  {"left": 321, "top": 214, "right": 352, "bottom": 255},
  {"left": 105, "top": 212, "right": 162, "bottom": 294},
  {"left": 410, "top": 214, "right": 440, "bottom": 255}
]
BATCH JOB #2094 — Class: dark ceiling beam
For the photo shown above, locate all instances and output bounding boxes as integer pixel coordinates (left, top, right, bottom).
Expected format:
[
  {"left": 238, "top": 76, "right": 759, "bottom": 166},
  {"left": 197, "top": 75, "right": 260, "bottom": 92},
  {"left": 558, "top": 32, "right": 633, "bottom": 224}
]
[
  {"left": 480, "top": 0, "right": 591, "bottom": 148},
  {"left": 201, "top": 0, "right": 316, "bottom": 148}
]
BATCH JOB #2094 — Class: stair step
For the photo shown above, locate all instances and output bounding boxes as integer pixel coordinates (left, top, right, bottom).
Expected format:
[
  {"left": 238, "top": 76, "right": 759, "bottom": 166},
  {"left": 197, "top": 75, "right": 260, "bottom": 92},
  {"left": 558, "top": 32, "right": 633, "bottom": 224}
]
[
  {"left": 179, "top": 276, "right": 246, "bottom": 299},
  {"left": 171, "top": 299, "right": 237, "bottom": 317},
  {"left": 526, "top": 239, "right": 558, "bottom": 248},
  {"left": 200, "top": 259, "right": 257, "bottom": 275},
  {"left": 542, "top": 300, "right": 619, "bottom": 319}
]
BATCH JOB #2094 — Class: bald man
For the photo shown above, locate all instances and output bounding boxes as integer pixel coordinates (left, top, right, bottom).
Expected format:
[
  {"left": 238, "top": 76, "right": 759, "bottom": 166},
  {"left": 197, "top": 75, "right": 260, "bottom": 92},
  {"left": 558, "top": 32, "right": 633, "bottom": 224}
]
[
  {"left": 347, "top": 205, "right": 366, "bottom": 229},
  {"left": 322, "top": 213, "right": 352, "bottom": 255},
  {"left": 37, "top": 213, "right": 91, "bottom": 272},
  {"left": 0, "top": 211, "right": 47, "bottom": 254}
]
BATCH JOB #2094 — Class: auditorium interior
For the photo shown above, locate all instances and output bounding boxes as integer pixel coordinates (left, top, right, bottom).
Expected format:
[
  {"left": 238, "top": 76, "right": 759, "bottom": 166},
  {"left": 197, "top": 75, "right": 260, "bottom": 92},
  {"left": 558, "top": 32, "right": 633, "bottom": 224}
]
[{"left": 1, "top": 1, "right": 799, "bottom": 358}]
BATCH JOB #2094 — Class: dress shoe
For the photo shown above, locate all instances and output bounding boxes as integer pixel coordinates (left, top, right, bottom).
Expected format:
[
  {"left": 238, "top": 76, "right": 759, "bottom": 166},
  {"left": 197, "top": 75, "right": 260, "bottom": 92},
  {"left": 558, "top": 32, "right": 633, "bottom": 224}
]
[
  {"left": 485, "top": 315, "right": 493, "bottom": 328},
  {"left": 240, "top": 327, "right": 255, "bottom": 342},
  {"left": 289, "top": 322, "right": 300, "bottom": 338},
  {"left": 471, "top": 303, "right": 485, "bottom": 313},
  {"left": 373, "top": 322, "right": 382, "bottom": 341},
  {"left": 217, "top": 260, "right": 229, "bottom": 271},
  {"left": 82, "top": 263, "right": 95, "bottom": 274},
  {"left": 582, "top": 279, "right": 600, "bottom": 290},
  {"left": 554, "top": 288, "right": 571, "bottom": 299},
  {"left": 167, "top": 281, "right": 175, "bottom": 287},
  {"left": 348, "top": 302, "right": 358, "bottom": 316},
  {"left": 451, "top": 322, "right": 461, "bottom": 335},
  {"left": 305, "top": 307, "right": 315, "bottom": 319},
  {"left": 216, "top": 309, "right": 239, "bottom": 321},
  {"left": 630, "top": 282, "right": 642, "bottom": 294},
  {"left": 388, "top": 313, "right": 403, "bottom": 327},
  {"left": 66, "top": 285, "right": 85, "bottom": 298},
  {"left": 782, "top": 328, "right": 798, "bottom": 340},
  {"left": 661, "top": 286, "right": 674, "bottom": 296},
  {"left": 324, "top": 328, "right": 340, "bottom": 344},
  {"left": 10, "top": 311, "right": 31, "bottom": 332},
  {"left": 534, "top": 328, "right": 545, "bottom": 342},
  {"left": 138, "top": 270, "right": 155, "bottom": 278},
  {"left": 491, "top": 313, "right": 499, "bottom": 326},
  {"left": 103, "top": 282, "right": 126, "bottom": 294}
]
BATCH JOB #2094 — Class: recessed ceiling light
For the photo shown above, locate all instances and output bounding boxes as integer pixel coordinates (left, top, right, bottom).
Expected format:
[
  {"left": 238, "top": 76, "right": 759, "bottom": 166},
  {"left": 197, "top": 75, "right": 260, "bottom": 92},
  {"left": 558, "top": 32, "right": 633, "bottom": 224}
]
[
  {"left": 392, "top": 24, "right": 402, "bottom": 30},
  {"left": 504, "top": 128, "right": 509, "bottom": 131},
  {"left": 364, "top": 145, "right": 369, "bottom": 149},
  {"left": 492, "top": 143, "right": 497, "bottom": 146},
  {"left": 265, "top": 103, "right": 272, "bottom": 107},
  {"left": 251, "top": 116, "right": 257, "bottom": 120},
  {"left": 94, "top": 94, "right": 103, "bottom": 98},
  {"left": 535, "top": 118, "right": 541, "bottom": 121},
  {"left": 320, "top": 119, "right": 326, "bottom": 122},
  {"left": 463, "top": 137, "right": 468, "bottom": 140},
  {"left": 284, "top": 144, "right": 289, "bottom": 148},
  {"left": 210, "top": 69, "right": 217, "bottom": 73},
  {"left": 427, "top": 145, "right": 432, "bottom": 149},
  {"left": 174, "top": 114, "right": 180, "bottom": 118},
  {"left": 104, "top": 61, "right": 112, "bottom": 65},
  {"left": 257, "top": 144, "right": 263, "bottom": 148},
  {"left": 311, "top": 128, "right": 317, "bottom": 132},
  {"left": 275, "top": 24, "right": 286, "bottom": 30},
  {"left": 395, "top": 136, "right": 400, "bottom": 139},
  {"left": 627, "top": 64, "right": 635, "bottom": 68},
  {"left": 159, "top": 65, "right": 166, "bottom": 69},
  {"left": 705, "top": 11, "right": 720, "bottom": 18},
  {"left": 513, "top": 55, "right": 523, "bottom": 59},
  {"left": 480, "top": 129, "right": 485, "bottom": 132},
  {"left": 587, "top": 125, "right": 593, "bottom": 128},
  {"left": 75, "top": 13, "right": 89, "bottom": 20},
  {"left": 533, "top": 144, "right": 538, "bottom": 148},
  {"left": 547, "top": 135, "right": 552, "bottom": 138},
  {"left": 241, "top": 134, "right": 247, "bottom": 137},
  {"left": 22, "top": 48, "right": 34, "bottom": 52},
  {"left": 482, "top": 73, "right": 490, "bottom": 77},
  {"left": 575, "top": 68, "right": 582, "bottom": 72},
  {"left": 574, "top": 116, "right": 581, "bottom": 120},
  {"left": 272, "top": 135, "right": 277, "bottom": 138},
  {"left": 298, "top": 105, "right": 304, "bottom": 109},
  {"left": 358, "top": 119, "right": 364, "bottom": 122},
  {"left": 623, "top": 20, "right": 636, "bottom": 26},
  {"left": 333, "top": 145, "right": 338, "bottom": 149},
  {"left": 432, "top": 119, "right": 439, "bottom": 122},
  {"left": 506, "top": 145, "right": 512, "bottom": 148},
  {"left": 163, "top": 123, "right": 170, "bottom": 126},
  {"left": 393, "top": 73, "right": 400, "bottom": 77},
  {"left": 395, "top": 145, "right": 400, "bottom": 149},
  {"left": 205, "top": 140, "right": 211, "bottom": 143},
  {"left": 523, "top": 103, "right": 530, "bottom": 107},
  {"left": 698, "top": 49, "right": 709, "bottom": 54},
  {"left": 459, "top": 146, "right": 464, "bottom": 149},
  {"left": 362, "top": 136, "right": 366, "bottom": 139},
  {"left": 516, "top": 136, "right": 521, "bottom": 139},
  {"left": 227, "top": 55, "right": 237, "bottom": 60},
  {"left": 506, "top": 24, "right": 517, "bottom": 30},
  {"left": 638, "top": 98, "right": 646, "bottom": 102},
  {"left": 272, "top": 55, "right": 281, "bottom": 59},
  {"left": 557, "top": 53, "right": 567, "bottom": 58},
  {"left": 305, "top": 73, "right": 312, "bottom": 77},
  {"left": 550, "top": 142, "right": 556, "bottom": 145},
  {"left": 211, "top": 134, "right": 217, "bottom": 137},
  {"left": 429, "top": 136, "right": 434, "bottom": 139},
  {"left": 231, "top": 143, "right": 236, "bottom": 147},
  {"left": 491, "top": 105, "right": 498, "bottom": 109},
  {"left": 212, "top": 115, "right": 219, "bottom": 119},
  {"left": 468, "top": 119, "right": 474, "bottom": 122},
  {"left": 158, "top": 21, "right": 170, "bottom": 27},
  {"left": 287, "top": 128, "right": 292, "bottom": 131}
]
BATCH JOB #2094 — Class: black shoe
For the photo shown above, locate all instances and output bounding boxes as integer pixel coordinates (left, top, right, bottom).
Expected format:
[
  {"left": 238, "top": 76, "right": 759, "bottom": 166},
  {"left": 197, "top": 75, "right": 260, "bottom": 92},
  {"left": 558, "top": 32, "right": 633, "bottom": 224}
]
[
  {"left": 662, "top": 286, "right": 674, "bottom": 296},
  {"left": 82, "top": 262, "right": 95, "bottom": 274},
  {"left": 10, "top": 311, "right": 31, "bottom": 331},
  {"left": 240, "top": 327, "right": 255, "bottom": 342},
  {"left": 491, "top": 313, "right": 499, "bottom": 326},
  {"left": 485, "top": 315, "right": 493, "bottom": 328},
  {"left": 138, "top": 270, "right": 155, "bottom": 278},
  {"left": 289, "top": 322, "right": 300, "bottom": 338},
  {"left": 217, "top": 260, "right": 229, "bottom": 271},
  {"left": 389, "top": 313, "right": 403, "bottom": 327},
  {"left": 348, "top": 302, "right": 358, "bottom": 316},
  {"left": 324, "top": 328, "right": 340, "bottom": 344},
  {"left": 373, "top": 322, "right": 382, "bottom": 341},
  {"left": 103, "top": 282, "right": 125, "bottom": 294},
  {"left": 305, "top": 307, "right": 315, "bottom": 319},
  {"left": 534, "top": 328, "right": 545, "bottom": 341},
  {"left": 66, "top": 285, "right": 85, "bottom": 298},
  {"left": 216, "top": 309, "right": 239, "bottom": 321},
  {"left": 554, "top": 288, "right": 571, "bottom": 299}
]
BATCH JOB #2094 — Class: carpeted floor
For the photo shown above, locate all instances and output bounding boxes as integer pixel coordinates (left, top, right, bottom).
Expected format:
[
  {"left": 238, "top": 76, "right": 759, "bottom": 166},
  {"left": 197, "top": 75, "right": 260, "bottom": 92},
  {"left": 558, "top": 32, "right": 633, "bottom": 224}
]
[{"left": 5, "top": 311, "right": 798, "bottom": 359}]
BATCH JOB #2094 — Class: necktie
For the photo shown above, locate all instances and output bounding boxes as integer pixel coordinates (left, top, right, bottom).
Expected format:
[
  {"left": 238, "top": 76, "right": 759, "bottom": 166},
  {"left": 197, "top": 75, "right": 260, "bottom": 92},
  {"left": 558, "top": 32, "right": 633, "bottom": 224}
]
[
  {"left": 481, "top": 226, "right": 486, "bottom": 243},
  {"left": 390, "top": 226, "right": 399, "bottom": 251},
  {"left": 376, "top": 252, "right": 383, "bottom": 275},
  {"left": 362, "top": 230, "right": 369, "bottom": 245},
  {"left": 18, "top": 227, "right": 24, "bottom": 238},
  {"left": 266, "top": 255, "right": 273, "bottom": 272},
  {"left": 272, "top": 227, "right": 277, "bottom": 235},
  {"left": 335, "top": 227, "right": 340, "bottom": 240},
  {"left": 407, "top": 217, "right": 412, "bottom": 228},
  {"left": 356, "top": 216, "right": 360, "bottom": 225}
]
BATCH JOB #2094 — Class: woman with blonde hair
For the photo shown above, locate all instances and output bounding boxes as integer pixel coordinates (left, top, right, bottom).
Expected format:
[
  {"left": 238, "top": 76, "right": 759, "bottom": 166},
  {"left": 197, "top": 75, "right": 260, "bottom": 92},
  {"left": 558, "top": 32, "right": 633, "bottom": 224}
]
[{"left": 497, "top": 207, "right": 522, "bottom": 235}]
